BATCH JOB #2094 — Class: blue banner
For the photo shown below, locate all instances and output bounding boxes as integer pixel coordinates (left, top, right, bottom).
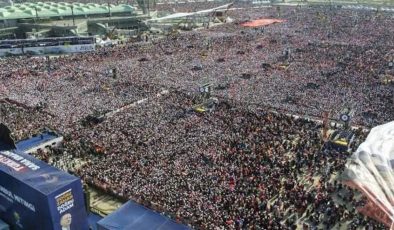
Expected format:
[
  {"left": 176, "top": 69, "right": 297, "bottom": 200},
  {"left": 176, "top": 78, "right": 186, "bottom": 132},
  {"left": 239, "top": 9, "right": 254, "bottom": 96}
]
[{"left": 0, "top": 149, "right": 88, "bottom": 230}]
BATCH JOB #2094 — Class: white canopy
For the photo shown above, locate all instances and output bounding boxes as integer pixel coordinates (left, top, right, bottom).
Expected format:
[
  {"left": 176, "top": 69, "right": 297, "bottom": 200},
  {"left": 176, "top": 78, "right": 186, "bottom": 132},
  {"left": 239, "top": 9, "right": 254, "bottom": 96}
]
[{"left": 344, "top": 121, "right": 394, "bottom": 228}]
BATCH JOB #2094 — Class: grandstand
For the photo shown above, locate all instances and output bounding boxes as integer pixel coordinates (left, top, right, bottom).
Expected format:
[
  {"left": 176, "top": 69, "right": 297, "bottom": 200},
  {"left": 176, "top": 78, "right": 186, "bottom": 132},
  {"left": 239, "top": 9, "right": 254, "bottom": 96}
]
[
  {"left": 0, "top": 2, "right": 135, "bottom": 20},
  {"left": 0, "top": 2, "right": 143, "bottom": 39}
]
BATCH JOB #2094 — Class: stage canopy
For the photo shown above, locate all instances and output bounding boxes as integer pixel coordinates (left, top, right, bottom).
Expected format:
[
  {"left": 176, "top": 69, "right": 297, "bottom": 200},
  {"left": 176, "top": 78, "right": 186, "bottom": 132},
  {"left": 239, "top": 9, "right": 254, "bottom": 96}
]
[
  {"left": 241, "top": 18, "right": 285, "bottom": 27},
  {"left": 97, "top": 201, "right": 189, "bottom": 230}
]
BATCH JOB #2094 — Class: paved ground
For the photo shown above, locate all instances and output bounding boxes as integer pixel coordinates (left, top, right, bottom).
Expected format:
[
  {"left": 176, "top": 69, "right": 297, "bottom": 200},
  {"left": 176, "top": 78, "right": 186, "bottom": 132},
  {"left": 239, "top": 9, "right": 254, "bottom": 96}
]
[{"left": 89, "top": 187, "right": 124, "bottom": 217}]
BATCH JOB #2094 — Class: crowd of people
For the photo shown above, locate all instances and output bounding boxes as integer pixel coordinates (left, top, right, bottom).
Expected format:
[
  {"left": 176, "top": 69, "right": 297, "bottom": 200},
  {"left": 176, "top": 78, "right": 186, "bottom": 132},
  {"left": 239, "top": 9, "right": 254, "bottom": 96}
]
[
  {"left": 0, "top": 4, "right": 393, "bottom": 229},
  {"left": 2, "top": 6, "right": 392, "bottom": 128},
  {"left": 73, "top": 92, "right": 383, "bottom": 229}
]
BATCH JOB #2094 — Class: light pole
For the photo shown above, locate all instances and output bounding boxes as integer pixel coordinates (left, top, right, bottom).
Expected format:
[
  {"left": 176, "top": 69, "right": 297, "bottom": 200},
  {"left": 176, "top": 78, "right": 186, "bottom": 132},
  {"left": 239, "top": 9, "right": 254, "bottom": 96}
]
[
  {"left": 147, "top": 0, "right": 150, "bottom": 16},
  {"left": 70, "top": 5, "right": 75, "bottom": 26},
  {"left": 33, "top": 6, "right": 38, "bottom": 33},
  {"left": 34, "top": 6, "right": 38, "bottom": 22},
  {"left": 108, "top": 2, "right": 111, "bottom": 18}
]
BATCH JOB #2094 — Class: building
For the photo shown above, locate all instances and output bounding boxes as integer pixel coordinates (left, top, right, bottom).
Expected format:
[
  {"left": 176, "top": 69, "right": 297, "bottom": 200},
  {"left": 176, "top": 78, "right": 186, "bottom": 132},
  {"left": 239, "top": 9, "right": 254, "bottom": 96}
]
[{"left": 0, "top": 2, "right": 147, "bottom": 38}]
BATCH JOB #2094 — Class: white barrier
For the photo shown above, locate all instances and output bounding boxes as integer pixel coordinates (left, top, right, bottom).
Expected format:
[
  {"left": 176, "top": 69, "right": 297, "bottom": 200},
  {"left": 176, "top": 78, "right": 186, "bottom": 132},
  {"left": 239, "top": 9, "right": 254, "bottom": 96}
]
[{"left": 0, "top": 44, "right": 95, "bottom": 57}]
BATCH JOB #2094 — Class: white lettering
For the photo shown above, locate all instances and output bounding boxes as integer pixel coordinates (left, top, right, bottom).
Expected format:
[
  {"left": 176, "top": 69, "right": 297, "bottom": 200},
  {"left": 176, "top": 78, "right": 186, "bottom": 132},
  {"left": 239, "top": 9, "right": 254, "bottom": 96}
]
[
  {"left": 14, "top": 195, "right": 36, "bottom": 212},
  {"left": 20, "top": 159, "right": 40, "bottom": 171},
  {"left": 0, "top": 155, "right": 25, "bottom": 171},
  {"left": 1, "top": 151, "right": 24, "bottom": 161},
  {"left": 0, "top": 185, "right": 13, "bottom": 198},
  {"left": 57, "top": 200, "right": 74, "bottom": 214}
]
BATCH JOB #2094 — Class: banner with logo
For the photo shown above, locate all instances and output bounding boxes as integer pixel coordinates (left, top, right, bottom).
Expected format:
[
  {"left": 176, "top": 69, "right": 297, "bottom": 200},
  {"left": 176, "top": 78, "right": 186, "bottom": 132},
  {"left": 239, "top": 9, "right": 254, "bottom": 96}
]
[{"left": 0, "top": 149, "right": 88, "bottom": 230}]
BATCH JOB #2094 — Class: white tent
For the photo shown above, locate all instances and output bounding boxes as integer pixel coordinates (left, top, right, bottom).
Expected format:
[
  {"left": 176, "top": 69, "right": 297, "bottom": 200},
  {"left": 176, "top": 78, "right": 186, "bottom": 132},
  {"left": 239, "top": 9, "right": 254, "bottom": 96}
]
[{"left": 344, "top": 121, "right": 394, "bottom": 228}]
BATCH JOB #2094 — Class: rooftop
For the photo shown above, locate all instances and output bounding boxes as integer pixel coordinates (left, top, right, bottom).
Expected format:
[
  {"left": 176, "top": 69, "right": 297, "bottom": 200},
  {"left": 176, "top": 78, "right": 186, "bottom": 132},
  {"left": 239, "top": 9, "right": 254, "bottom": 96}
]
[{"left": 0, "top": 2, "right": 136, "bottom": 20}]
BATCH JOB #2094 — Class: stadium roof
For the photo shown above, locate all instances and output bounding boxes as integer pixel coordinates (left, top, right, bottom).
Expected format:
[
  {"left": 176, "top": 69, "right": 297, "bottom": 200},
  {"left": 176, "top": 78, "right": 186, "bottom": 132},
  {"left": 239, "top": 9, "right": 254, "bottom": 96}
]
[{"left": 0, "top": 2, "right": 136, "bottom": 20}]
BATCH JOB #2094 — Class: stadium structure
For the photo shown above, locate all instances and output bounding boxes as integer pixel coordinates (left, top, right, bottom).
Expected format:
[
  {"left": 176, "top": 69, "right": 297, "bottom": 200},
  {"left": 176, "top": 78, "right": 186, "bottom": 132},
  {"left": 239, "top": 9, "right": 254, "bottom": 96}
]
[{"left": 0, "top": 2, "right": 144, "bottom": 38}]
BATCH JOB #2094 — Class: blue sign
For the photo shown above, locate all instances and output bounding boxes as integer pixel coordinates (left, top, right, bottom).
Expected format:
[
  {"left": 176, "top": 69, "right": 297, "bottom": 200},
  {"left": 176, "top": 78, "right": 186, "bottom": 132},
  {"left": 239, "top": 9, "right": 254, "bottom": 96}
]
[{"left": 0, "top": 149, "right": 88, "bottom": 230}]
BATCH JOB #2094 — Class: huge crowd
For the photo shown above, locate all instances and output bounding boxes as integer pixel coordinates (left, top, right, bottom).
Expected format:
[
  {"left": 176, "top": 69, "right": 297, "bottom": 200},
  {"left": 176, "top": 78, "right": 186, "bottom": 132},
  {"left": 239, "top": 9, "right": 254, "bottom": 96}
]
[
  {"left": 74, "top": 92, "right": 383, "bottom": 229},
  {"left": 0, "top": 4, "right": 393, "bottom": 229}
]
